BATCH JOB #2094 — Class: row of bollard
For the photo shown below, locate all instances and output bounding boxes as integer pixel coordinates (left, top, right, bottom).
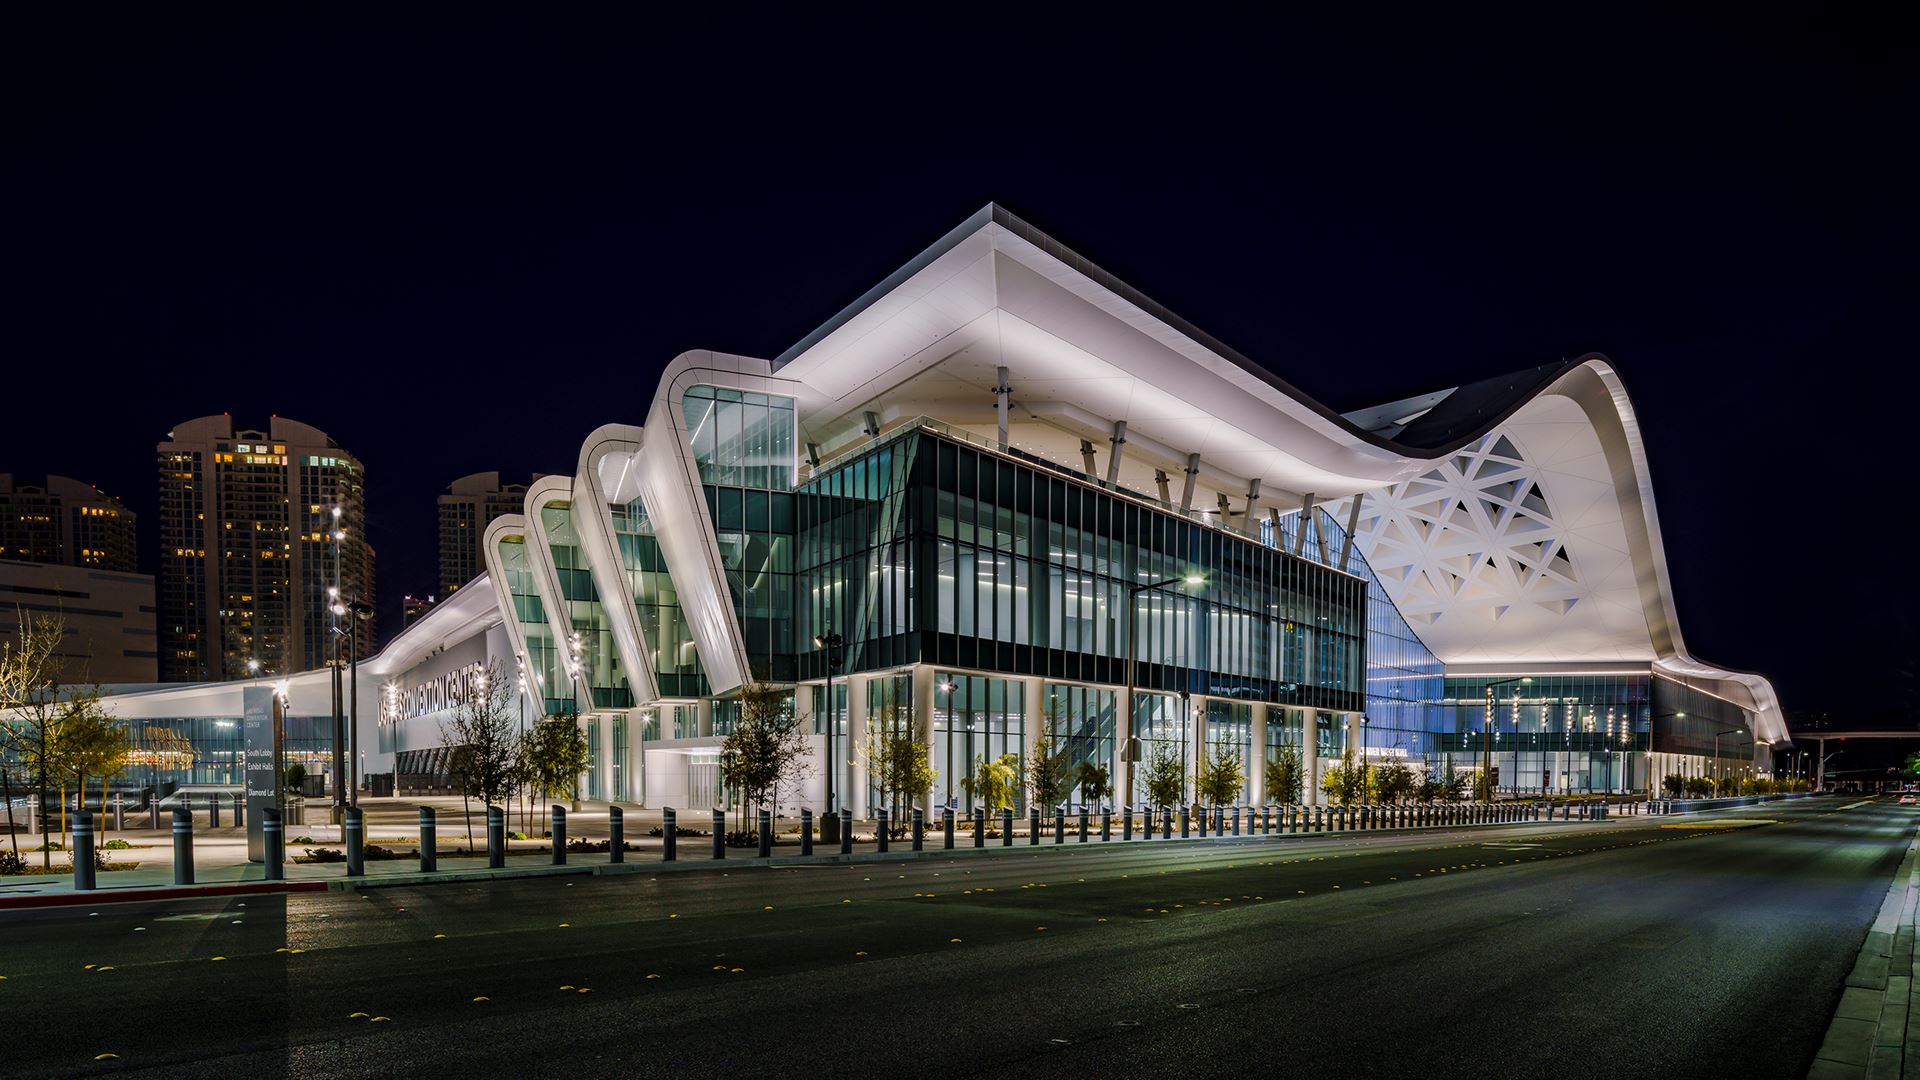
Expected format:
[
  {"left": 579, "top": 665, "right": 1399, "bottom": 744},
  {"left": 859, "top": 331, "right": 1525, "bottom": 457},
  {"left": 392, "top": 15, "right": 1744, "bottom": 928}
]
[{"left": 66, "top": 794, "right": 1626, "bottom": 890}]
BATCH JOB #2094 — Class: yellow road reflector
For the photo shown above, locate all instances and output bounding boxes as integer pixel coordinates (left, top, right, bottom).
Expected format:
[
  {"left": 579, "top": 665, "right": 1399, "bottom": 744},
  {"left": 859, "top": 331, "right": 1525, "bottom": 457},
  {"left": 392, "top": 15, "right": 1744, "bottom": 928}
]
[
  {"left": 949, "top": 938, "right": 962, "bottom": 943},
  {"left": 210, "top": 956, "right": 226, "bottom": 962},
  {"left": 349, "top": 1012, "right": 369, "bottom": 1019},
  {"left": 577, "top": 987, "right": 593, "bottom": 993},
  {"left": 84, "top": 965, "right": 96, "bottom": 970},
  {"left": 854, "top": 951, "right": 867, "bottom": 956},
  {"left": 728, "top": 968, "right": 743, "bottom": 974},
  {"left": 472, "top": 996, "right": 491, "bottom": 1003},
  {"left": 433, "top": 934, "right": 447, "bottom": 939},
  {"left": 560, "top": 984, "right": 576, "bottom": 990},
  {"left": 646, "top": 974, "right": 661, "bottom": 979},
  {"left": 370, "top": 1016, "right": 391, "bottom": 1023},
  {"left": 558, "top": 923, "right": 571, "bottom": 928},
  {"left": 288, "top": 949, "right": 305, "bottom": 955},
  {"left": 95, "top": 1053, "right": 120, "bottom": 1061},
  {"left": 763, "top": 906, "right": 774, "bottom": 911}
]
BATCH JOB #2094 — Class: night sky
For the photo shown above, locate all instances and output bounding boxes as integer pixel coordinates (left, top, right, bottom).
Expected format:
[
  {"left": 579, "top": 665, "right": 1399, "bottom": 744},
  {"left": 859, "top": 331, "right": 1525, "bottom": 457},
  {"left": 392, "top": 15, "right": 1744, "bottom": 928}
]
[{"left": 7, "top": 9, "right": 1914, "bottom": 739}]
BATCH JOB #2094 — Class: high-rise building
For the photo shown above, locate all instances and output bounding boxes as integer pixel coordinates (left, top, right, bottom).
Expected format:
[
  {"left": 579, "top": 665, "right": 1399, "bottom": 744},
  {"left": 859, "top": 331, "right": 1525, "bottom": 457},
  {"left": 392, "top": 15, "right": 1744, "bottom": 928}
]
[
  {"left": 438, "top": 472, "right": 532, "bottom": 596},
  {"left": 0, "top": 474, "right": 138, "bottom": 571},
  {"left": 402, "top": 593, "right": 436, "bottom": 627},
  {"left": 156, "top": 415, "right": 373, "bottom": 681},
  {"left": 0, "top": 559, "right": 157, "bottom": 682}
]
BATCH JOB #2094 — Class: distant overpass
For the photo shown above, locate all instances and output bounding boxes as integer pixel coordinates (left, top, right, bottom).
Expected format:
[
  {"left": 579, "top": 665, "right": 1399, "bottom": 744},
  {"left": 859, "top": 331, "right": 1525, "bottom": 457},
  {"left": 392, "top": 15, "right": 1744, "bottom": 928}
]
[{"left": 1792, "top": 731, "right": 1920, "bottom": 790}]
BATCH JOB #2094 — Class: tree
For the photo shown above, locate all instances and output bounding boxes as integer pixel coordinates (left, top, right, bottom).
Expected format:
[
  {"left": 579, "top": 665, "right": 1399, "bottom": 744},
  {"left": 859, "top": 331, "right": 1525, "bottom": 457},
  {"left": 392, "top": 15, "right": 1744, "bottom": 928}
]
[
  {"left": 0, "top": 613, "right": 94, "bottom": 866},
  {"left": 718, "top": 682, "right": 810, "bottom": 829},
  {"left": 63, "top": 702, "right": 130, "bottom": 831},
  {"left": 282, "top": 762, "right": 308, "bottom": 798},
  {"left": 1662, "top": 773, "right": 1685, "bottom": 797},
  {"left": 526, "top": 713, "right": 590, "bottom": 815},
  {"left": 1195, "top": 742, "right": 1245, "bottom": 807},
  {"left": 1142, "top": 740, "right": 1185, "bottom": 810},
  {"left": 1370, "top": 760, "right": 1416, "bottom": 804},
  {"left": 1321, "top": 749, "right": 1364, "bottom": 807},
  {"left": 961, "top": 753, "right": 1020, "bottom": 813},
  {"left": 1074, "top": 758, "right": 1111, "bottom": 810},
  {"left": 1467, "top": 767, "right": 1495, "bottom": 803},
  {"left": 1265, "top": 744, "right": 1303, "bottom": 804},
  {"left": 438, "top": 661, "right": 521, "bottom": 847},
  {"left": 859, "top": 708, "right": 936, "bottom": 830},
  {"left": 1026, "top": 726, "right": 1073, "bottom": 813}
]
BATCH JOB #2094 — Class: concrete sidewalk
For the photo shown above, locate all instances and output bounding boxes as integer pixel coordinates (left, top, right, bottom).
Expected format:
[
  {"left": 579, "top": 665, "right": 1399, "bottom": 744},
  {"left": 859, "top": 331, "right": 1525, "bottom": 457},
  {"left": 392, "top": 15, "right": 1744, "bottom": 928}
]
[
  {"left": 1810, "top": 819, "right": 1920, "bottom": 1079},
  {"left": 1, "top": 800, "right": 1609, "bottom": 908}
]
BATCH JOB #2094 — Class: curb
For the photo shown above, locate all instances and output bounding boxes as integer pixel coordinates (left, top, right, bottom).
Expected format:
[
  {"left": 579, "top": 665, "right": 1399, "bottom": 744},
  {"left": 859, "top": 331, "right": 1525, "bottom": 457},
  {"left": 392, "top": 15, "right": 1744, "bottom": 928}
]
[
  {"left": 0, "top": 879, "right": 327, "bottom": 911},
  {"left": 1809, "top": 813, "right": 1919, "bottom": 1079},
  {"left": 1, "top": 812, "right": 1622, "bottom": 906}
]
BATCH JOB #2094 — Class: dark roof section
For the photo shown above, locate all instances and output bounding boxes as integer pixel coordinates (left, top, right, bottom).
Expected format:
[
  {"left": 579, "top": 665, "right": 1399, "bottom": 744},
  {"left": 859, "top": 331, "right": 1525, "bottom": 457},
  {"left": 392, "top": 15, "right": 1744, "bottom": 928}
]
[
  {"left": 1387, "top": 360, "right": 1585, "bottom": 450},
  {"left": 776, "top": 203, "right": 1598, "bottom": 461}
]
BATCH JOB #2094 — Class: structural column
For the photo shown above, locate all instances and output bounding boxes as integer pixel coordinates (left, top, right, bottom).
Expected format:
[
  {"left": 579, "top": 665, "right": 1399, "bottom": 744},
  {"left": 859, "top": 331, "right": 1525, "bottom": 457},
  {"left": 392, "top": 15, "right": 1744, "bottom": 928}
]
[
  {"left": 847, "top": 673, "right": 870, "bottom": 816},
  {"left": 695, "top": 698, "right": 713, "bottom": 739},
  {"left": 1249, "top": 703, "right": 1268, "bottom": 803},
  {"left": 912, "top": 665, "right": 937, "bottom": 809},
  {"left": 1304, "top": 712, "right": 1323, "bottom": 806},
  {"left": 599, "top": 714, "right": 616, "bottom": 803}
]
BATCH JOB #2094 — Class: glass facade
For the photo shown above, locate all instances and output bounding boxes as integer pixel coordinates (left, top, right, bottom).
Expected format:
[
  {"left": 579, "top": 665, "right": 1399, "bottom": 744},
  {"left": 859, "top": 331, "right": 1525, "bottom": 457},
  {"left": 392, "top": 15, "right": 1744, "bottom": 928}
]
[
  {"left": 495, "top": 534, "right": 572, "bottom": 715},
  {"left": 608, "top": 495, "right": 707, "bottom": 699},
  {"left": 540, "top": 501, "right": 633, "bottom": 710},
  {"left": 932, "top": 672, "right": 1027, "bottom": 812},
  {"left": 683, "top": 386, "right": 796, "bottom": 491},
  {"left": 795, "top": 429, "right": 1368, "bottom": 712}
]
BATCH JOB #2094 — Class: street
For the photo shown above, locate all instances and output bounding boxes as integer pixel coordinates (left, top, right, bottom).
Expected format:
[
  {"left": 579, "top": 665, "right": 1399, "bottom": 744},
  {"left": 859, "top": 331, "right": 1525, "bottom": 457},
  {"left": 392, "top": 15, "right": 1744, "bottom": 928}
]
[{"left": 0, "top": 796, "right": 1902, "bottom": 1079}]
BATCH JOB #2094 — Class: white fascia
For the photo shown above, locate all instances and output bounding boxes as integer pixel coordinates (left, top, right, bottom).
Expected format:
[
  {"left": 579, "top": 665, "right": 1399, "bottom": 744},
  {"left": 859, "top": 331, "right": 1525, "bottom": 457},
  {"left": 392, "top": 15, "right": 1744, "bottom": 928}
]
[
  {"left": 637, "top": 349, "right": 810, "bottom": 695},
  {"left": 574, "top": 424, "right": 659, "bottom": 707},
  {"left": 523, "top": 476, "right": 589, "bottom": 715},
  {"left": 481, "top": 513, "right": 550, "bottom": 722}
]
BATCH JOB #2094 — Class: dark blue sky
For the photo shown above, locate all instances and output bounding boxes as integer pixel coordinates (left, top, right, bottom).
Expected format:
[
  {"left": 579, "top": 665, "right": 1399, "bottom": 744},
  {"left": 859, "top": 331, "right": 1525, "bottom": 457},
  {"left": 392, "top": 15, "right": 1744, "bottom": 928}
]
[{"left": 6, "top": 8, "right": 1914, "bottom": 729}]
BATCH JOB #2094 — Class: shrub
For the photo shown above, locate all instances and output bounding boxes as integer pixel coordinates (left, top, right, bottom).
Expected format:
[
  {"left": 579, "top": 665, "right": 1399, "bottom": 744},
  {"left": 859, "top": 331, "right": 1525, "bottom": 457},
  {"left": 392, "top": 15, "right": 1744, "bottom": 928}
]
[
  {"left": 1662, "top": 773, "right": 1685, "bottom": 797},
  {"left": 102, "top": 838, "right": 133, "bottom": 850},
  {"left": 723, "top": 829, "right": 761, "bottom": 848},
  {"left": 1683, "top": 776, "right": 1712, "bottom": 798},
  {"left": 301, "top": 847, "right": 346, "bottom": 862},
  {"left": 0, "top": 850, "right": 26, "bottom": 875},
  {"left": 646, "top": 824, "right": 703, "bottom": 837}
]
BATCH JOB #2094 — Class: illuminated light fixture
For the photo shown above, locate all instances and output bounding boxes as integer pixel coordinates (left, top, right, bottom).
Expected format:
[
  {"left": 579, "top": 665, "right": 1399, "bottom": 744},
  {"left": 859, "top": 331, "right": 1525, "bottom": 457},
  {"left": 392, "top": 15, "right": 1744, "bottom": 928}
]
[{"left": 1183, "top": 574, "right": 1205, "bottom": 585}]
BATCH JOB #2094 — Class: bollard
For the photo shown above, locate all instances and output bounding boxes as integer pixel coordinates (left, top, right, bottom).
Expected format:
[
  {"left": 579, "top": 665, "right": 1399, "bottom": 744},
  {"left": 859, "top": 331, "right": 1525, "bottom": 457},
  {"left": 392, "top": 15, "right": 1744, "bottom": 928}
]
[
  {"left": 73, "top": 810, "right": 96, "bottom": 891},
  {"left": 663, "top": 807, "right": 678, "bottom": 861},
  {"left": 209, "top": 792, "right": 220, "bottom": 829},
  {"left": 1162, "top": 805, "right": 1173, "bottom": 839},
  {"left": 1232, "top": 807, "right": 1241, "bottom": 836},
  {"left": 172, "top": 807, "right": 195, "bottom": 885},
  {"left": 1180, "top": 806, "right": 1191, "bottom": 838},
  {"left": 1198, "top": 806, "right": 1208, "bottom": 838},
  {"left": 233, "top": 792, "right": 244, "bottom": 829},
  {"left": 1263, "top": 806, "right": 1272, "bottom": 834},
  {"left": 419, "top": 807, "right": 437, "bottom": 873},
  {"left": 972, "top": 807, "right": 985, "bottom": 848},
  {"left": 877, "top": 809, "right": 890, "bottom": 854},
  {"left": 1101, "top": 808, "right": 1111, "bottom": 841},
  {"left": 911, "top": 807, "right": 924, "bottom": 852},
  {"left": 1124, "top": 805, "right": 1134, "bottom": 841},
  {"left": 262, "top": 807, "right": 284, "bottom": 881},
  {"left": 487, "top": 805, "right": 505, "bottom": 868},
  {"left": 712, "top": 808, "right": 726, "bottom": 860},
  {"left": 111, "top": 793, "right": 124, "bottom": 832},
  {"left": 345, "top": 806, "right": 365, "bottom": 876},
  {"left": 1142, "top": 806, "right": 1154, "bottom": 838},
  {"left": 149, "top": 792, "right": 160, "bottom": 830},
  {"left": 1029, "top": 808, "right": 1041, "bottom": 846},
  {"left": 1055, "top": 808, "right": 1066, "bottom": 845},
  {"left": 943, "top": 807, "right": 955, "bottom": 850},
  {"left": 841, "top": 808, "right": 854, "bottom": 855},
  {"left": 1079, "top": 809, "right": 1089, "bottom": 843},
  {"left": 609, "top": 805, "right": 625, "bottom": 864},
  {"left": 551, "top": 804, "right": 569, "bottom": 865},
  {"left": 800, "top": 808, "right": 813, "bottom": 857},
  {"left": 759, "top": 809, "right": 772, "bottom": 858},
  {"left": 1001, "top": 807, "right": 1014, "bottom": 847}
]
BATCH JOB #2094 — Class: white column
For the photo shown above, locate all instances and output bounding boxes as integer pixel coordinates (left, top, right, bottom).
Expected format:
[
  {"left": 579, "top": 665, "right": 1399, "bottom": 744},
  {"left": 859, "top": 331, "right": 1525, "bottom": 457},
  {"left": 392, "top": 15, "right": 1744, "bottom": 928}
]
[
  {"left": 695, "top": 698, "right": 713, "bottom": 739},
  {"left": 599, "top": 713, "right": 616, "bottom": 805},
  {"left": 1250, "top": 703, "right": 1268, "bottom": 804},
  {"left": 847, "top": 674, "right": 870, "bottom": 817},
  {"left": 912, "top": 665, "right": 936, "bottom": 811},
  {"left": 1191, "top": 696, "right": 1207, "bottom": 807},
  {"left": 1304, "top": 711, "right": 1322, "bottom": 806}
]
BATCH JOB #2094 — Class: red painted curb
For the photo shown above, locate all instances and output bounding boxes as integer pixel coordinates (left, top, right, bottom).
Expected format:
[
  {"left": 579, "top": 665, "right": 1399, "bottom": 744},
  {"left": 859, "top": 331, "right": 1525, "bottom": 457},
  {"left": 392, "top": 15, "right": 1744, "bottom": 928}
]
[{"left": 0, "top": 880, "right": 327, "bottom": 911}]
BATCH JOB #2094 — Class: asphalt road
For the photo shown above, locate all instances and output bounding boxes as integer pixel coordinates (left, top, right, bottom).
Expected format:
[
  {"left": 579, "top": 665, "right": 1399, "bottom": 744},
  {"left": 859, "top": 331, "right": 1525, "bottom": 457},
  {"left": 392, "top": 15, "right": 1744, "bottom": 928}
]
[{"left": 0, "top": 796, "right": 1907, "bottom": 1080}]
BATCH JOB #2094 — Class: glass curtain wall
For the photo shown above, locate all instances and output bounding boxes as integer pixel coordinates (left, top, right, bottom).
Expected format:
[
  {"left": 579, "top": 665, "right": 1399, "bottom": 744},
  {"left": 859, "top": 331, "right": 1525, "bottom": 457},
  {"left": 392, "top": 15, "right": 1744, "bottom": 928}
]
[
  {"left": 1043, "top": 682, "right": 1117, "bottom": 808},
  {"left": 540, "top": 501, "right": 633, "bottom": 710},
  {"left": 683, "top": 386, "right": 796, "bottom": 491},
  {"left": 495, "top": 535, "right": 572, "bottom": 715},
  {"left": 1131, "top": 691, "right": 1189, "bottom": 806},
  {"left": 932, "top": 672, "right": 1027, "bottom": 813},
  {"left": 1441, "top": 675, "right": 1652, "bottom": 794},
  {"left": 608, "top": 495, "right": 707, "bottom": 699},
  {"left": 1203, "top": 699, "right": 1255, "bottom": 804}
]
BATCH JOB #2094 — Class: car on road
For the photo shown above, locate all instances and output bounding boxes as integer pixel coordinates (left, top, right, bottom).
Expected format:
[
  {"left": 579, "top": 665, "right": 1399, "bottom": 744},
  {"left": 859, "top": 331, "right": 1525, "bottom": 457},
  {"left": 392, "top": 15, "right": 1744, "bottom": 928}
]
[{"left": 1898, "top": 794, "right": 1916, "bottom": 806}]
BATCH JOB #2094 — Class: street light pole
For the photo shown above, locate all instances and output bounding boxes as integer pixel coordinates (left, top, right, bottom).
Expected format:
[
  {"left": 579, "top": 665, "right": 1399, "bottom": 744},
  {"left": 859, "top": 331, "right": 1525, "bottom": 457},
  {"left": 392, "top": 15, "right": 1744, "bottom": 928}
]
[
  {"left": 1123, "top": 573, "right": 1204, "bottom": 805},
  {"left": 1713, "top": 727, "right": 1745, "bottom": 796},
  {"left": 813, "top": 631, "right": 844, "bottom": 816}
]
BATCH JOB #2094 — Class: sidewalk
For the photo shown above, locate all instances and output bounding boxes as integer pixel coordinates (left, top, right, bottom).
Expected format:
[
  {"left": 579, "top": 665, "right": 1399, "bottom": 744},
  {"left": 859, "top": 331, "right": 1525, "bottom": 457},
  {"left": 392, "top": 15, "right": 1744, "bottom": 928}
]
[
  {"left": 1, "top": 799, "right": 1611, "bottom": 908},
  {"left": 1809, "top": 822, "right": 1920, "bottom": 1079}
]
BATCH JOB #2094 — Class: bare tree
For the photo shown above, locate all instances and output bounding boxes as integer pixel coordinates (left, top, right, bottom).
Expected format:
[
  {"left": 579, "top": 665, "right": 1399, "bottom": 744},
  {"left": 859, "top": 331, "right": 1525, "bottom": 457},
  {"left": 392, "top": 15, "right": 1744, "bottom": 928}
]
[
  {"left": 719, "top": 683, "right": 811, "bottom": 829},
  {"left": 438, "top": 661, "right": 520, "bottom": 848},
  {"left": 0, "top": 612, "right": 68, "bottom": 863}
]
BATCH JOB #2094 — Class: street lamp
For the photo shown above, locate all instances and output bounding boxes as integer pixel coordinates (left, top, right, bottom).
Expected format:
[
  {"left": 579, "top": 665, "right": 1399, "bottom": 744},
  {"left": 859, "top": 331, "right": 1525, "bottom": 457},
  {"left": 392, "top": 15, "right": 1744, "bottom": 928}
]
[
  {"left": 813, "top": 630, "right": 845, "bottom": 817},
  {"left": 329, "top": 596, "right": 373, "bottom": 809},
  {"left": 1713, "top": 727, "right": 1745, "bottom": 796},
  {"left": 1122, "top": 572, "right": 1204, "bottom": 804},
  {"left": 1481, "top": 677, "right": 1531, "bottom": 801}
]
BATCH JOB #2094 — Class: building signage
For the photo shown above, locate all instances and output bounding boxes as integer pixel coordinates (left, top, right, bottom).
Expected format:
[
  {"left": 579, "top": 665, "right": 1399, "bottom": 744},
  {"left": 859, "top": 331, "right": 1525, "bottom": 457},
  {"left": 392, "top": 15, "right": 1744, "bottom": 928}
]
[
  {"left": 242, "top": 685, "right": 281, "bottom": 863},
  {"left": 381, "top": 635, "right": 492, "bottom": 743},
  {"left": 402, "top": 662, "right": 487, "bottom": 720}
]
